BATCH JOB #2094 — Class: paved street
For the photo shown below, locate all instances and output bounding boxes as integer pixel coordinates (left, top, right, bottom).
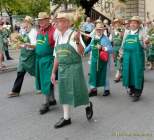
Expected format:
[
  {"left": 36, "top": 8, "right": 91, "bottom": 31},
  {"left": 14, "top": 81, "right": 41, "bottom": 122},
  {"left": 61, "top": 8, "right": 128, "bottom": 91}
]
[{"left": 0, "top": 59, "right": 154, "bottom": 140}]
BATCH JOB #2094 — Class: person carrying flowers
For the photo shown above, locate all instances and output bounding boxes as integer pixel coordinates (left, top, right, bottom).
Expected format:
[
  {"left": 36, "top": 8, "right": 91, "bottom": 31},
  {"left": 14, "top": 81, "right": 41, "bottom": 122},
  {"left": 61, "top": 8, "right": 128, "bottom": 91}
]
[
  {"left": 51, "top": 10, "right": 93, "bottom": 129},
  {"left": 8, "top": 16, "right": 37, "bottom": 98}
]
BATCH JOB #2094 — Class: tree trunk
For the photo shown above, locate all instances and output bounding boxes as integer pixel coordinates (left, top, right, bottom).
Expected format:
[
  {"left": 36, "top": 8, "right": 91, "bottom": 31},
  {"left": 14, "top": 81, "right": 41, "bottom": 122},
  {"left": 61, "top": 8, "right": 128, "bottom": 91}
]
[
  {"left": 8, "top": 14, "right": 13, "bottom": 32},
  {"left": 64, "top": 3, "right": 68, "bottom": 11}
]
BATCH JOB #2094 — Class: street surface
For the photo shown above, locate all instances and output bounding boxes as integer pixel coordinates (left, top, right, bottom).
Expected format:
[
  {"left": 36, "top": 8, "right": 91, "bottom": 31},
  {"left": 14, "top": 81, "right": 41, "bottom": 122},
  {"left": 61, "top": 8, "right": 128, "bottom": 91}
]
[{"left": 0, "top": 58, "right": 154, "bottom": 140}]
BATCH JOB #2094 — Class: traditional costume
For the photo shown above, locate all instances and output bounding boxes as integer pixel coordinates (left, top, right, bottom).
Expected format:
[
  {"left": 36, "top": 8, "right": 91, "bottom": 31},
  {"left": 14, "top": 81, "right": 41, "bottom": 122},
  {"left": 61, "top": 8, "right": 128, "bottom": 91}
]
[
  {"left": 85, "top": 23, "right": 113, "bottom": 96},
  {"left": 51, "top": 11, "right": 93, "bottom": 128},
  {"left": 122, "top": 16, "right": 146, "bottom": 102},
  {"left": 35, "top": 12, "right": 57, "bottom": 114},
  {"left": 8, "top": 16, "right": 37, "bottom": 97}
]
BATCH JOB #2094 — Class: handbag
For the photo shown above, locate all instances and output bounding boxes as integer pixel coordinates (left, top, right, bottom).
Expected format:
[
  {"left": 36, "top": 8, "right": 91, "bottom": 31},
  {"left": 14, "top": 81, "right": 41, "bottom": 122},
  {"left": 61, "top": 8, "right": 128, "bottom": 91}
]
[{"left": 100, "top": 49, "right": 109, "bottom": 62}]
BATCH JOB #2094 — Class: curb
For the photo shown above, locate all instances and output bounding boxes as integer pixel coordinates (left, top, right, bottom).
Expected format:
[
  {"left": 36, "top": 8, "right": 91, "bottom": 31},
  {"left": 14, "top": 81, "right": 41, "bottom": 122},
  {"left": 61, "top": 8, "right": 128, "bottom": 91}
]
[{"left": 0, "top": 67, "right": 17, "bottom": 74}]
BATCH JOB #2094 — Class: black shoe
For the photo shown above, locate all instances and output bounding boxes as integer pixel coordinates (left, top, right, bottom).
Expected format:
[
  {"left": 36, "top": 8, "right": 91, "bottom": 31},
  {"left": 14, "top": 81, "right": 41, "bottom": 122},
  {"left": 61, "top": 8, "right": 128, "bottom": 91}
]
[
  {"left": 54, "top": 118, "right": 71, "bottom": 129},
  {"left": 103, "top": 90, "right": 110, "bottom": 96},
  {"left": 39, "top": 103, "right": 50, "bottom": 115},
  {"left": 132, "top": 96, "right": 140, "bottom": 102},
  {"left": 114, "top": 78, "right": 121, "bottom": 83},
  {"left": 8, "top": 92, "right": 20, "bottom": 98},
  {"left": 85, "top": 101, "right": 93, "bottom": 120},
  {"left": 7, "top": 57, "right": 14, "bottom": 60},
  {"left": 89, "top": 89, "right": 97, "bottom": 97},
  {"left": 128, "top": 92, "right": 134, "bottom": 97},
  {"left": 49, "top": 100, "right": 57, "bottom": 106}
]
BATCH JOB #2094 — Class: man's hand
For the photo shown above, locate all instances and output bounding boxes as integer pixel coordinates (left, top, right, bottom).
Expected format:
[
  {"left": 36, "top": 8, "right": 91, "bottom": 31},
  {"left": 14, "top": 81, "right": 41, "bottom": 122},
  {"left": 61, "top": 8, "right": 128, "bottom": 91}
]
[
  {"left": 77, "top": 43, "right": 84, "bottom": 55},
  {"left": 51, "top": 73, "right": 56, "bottom": 86},
  {"left": 74, "top": 30, "right": 80, "bottom": 43}
]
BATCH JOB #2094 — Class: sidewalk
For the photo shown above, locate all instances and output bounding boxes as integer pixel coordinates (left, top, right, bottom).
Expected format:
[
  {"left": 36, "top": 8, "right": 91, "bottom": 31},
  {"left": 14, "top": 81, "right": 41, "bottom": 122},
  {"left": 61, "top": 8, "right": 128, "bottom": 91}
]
[{"left": 0, "top": 48, "right": 19, "bottom": 74}]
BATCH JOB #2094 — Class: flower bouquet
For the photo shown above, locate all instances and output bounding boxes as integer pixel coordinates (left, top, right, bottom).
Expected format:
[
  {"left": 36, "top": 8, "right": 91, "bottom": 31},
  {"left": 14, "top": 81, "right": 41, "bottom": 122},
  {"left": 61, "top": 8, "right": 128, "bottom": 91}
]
[
  {"left": 10, "top": 32, "right": 35, "bottom": 49},
  {"left": 72, "top": 7, "right": 85, "bottom": 30}
]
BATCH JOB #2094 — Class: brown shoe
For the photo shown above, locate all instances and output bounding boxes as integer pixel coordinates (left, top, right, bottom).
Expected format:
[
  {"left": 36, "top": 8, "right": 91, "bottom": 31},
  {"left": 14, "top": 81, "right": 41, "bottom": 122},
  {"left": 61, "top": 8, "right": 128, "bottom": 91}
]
[{"left": 8, "top": 92, "right": 20, "bottom": 98}]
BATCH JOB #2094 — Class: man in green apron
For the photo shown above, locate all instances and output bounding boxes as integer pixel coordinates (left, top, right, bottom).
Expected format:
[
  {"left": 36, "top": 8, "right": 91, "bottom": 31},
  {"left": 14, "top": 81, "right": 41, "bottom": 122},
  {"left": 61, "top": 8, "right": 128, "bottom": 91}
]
[
  {"left": 51, "top": 11, "right": 93, "bottom": 129},
  {"left": 35, "top": 12, "right": 57, "bottom": 115},
  {"left": 122, "top": 16, "right": 146, "bottom": 102},
  {"left": 8, "top": 16, "right": 37, "bottom": 97},
  {"left": 84, "top": 22, "right": 113, "bottom": 97}
]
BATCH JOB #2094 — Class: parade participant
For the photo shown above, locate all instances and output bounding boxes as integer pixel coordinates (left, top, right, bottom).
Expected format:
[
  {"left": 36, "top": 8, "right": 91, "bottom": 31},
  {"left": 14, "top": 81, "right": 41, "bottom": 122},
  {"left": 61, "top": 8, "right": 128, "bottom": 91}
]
[
  {"left": 51, "top": 11, "right": 93, "bottom": 129},
  {"left": 103, "top": 19, "right": 111, "bottom": 37},
  {"left": 111, "top": 18, "right": 124, "bottom": 82},
  {"left": 82, "top": 17, "right": 95, "bottom": 46},
  {"left": 35, "top": 12, "right": 57, "bottom": 115},
  {"left": 124, "top": 20, "right": 130, "bottom": 33},
  {"left": 122, "top": 16, "right": 147, "bottom": 102},
  {"left": 0, "top": 20, "right": 5, "bottom": 69},
  {"left": 146, "top": 24, "right": 154, "bottom": 69},
  {"left": 3, "top": 20, "right": 13, "bottom": 60},
  {"left": 85, "top": 22, "right": 113, "bottom": 97},
  {"left": 8, "top": 16, "right": 37, "bottom": 97}
]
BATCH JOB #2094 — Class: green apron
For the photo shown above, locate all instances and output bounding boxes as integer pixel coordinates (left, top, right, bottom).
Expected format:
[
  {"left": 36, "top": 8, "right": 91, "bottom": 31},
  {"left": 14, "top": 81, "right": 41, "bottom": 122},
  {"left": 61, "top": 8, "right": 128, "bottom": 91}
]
[
  {"left": 122, "top": 33, "right": 145, "bottom": 90},
  {"left": 35, "top": 33, "right": 54, "bottom": 95},
  {"left": 113, "top": 33, "right": 123, "bottom": 71},
  {"left": 147, "top": 35, "right": 154, "bottom": 61},
  {"left": 89, "top": 38, "right": 107, "bottom": 87},
  {"left": 0, "top": 31, "right": 4, "bottom": 52},
  {"left": 55, "top": 31, "right": 89, "bottom": 107},
  {"left": 17, "top": 34, "right": 35, "bottom": 76}
]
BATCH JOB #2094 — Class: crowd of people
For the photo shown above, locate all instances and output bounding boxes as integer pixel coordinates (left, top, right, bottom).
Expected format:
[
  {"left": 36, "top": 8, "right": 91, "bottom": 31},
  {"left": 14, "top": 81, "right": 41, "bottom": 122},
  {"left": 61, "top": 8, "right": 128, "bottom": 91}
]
[{"left": 1, "top": 9, "right": 154, "bottom": 129}]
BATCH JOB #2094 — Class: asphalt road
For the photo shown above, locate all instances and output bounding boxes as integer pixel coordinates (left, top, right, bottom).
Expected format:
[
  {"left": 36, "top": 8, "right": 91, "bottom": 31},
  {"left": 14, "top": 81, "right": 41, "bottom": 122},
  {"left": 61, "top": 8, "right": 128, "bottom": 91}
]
[{"left": 0, "top": 60, "right": 154, "bottom": 140}]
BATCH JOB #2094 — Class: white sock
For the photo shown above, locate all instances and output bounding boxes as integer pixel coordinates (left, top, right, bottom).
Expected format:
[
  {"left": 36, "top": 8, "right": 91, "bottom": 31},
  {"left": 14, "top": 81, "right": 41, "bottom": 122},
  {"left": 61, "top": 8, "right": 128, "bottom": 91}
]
[{"left": 63, "top": 104, "right": 70, "bottom": 120}]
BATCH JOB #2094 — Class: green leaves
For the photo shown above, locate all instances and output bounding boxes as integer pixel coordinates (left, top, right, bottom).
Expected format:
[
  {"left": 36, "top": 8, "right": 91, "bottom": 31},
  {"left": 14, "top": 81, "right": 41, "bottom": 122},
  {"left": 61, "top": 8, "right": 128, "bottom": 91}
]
[{"left": 0, "top": 0, "right": 50, "bottom": 17}]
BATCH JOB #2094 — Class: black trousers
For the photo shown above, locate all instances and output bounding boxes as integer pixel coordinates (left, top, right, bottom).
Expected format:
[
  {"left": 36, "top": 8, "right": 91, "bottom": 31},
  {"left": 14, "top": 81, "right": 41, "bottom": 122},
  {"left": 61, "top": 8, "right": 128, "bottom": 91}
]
[
  {"left": 129, "top": 79, "right": 144, "bottom": 97},
  {"left": 12, "top": 71, "right": 26, "bottom": 93}
]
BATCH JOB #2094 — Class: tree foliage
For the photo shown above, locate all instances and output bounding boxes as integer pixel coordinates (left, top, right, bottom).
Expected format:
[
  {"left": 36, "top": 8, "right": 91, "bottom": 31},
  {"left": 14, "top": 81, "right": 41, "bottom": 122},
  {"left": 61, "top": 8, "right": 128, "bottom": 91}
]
[{"left": 0, "top": 0, "right": 50, "bottom": 17}]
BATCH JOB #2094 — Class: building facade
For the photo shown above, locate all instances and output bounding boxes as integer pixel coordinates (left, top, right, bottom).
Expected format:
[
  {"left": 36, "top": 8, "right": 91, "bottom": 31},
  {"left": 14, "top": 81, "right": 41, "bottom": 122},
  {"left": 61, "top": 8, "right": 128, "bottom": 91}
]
[{"left": 92, "top": 0, "right": 154, "bottom": 21}]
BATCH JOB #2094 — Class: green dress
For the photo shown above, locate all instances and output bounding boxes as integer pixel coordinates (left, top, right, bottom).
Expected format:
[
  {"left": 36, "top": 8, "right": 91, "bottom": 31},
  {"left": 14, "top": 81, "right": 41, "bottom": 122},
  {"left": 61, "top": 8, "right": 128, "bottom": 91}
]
[
  {"left": 2, "top": 28, "right": 11, "bottom": 51},
  {"left": 35, "top": 33, "right": 54, "bottom": 95},
  {"left": 17, "top": 34, "right": 35, "bottom": 76},
  {"left": 89, "top": 38, "right": 107, "bottom": 87},
  {"left": 112, "top": 33, "right": 123, "bottom": 71},
  {"left": 122, "top": 33, "right": 145, "bottom": 90},
  {"left": 55, "top": 31, "right": 89, "bottom": 107}
]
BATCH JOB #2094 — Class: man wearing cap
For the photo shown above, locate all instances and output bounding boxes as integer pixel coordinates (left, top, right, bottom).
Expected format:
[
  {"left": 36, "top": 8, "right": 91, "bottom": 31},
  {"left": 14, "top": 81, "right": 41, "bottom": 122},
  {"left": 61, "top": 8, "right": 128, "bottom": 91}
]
[
  {"left": 85, "top": 22, "right": 113, "bottom": 97},
  {"left": 121, "top": 16, "right": 147, "bottom": 102},
  {"left": 35, "top": 12, "right": 57, "bottom": 115},
  {"left": 51, "top": 11, "right": 93, "bottom": 128},
  {"left": 8, "top": 16, "right": 37, "bottom": 98}
]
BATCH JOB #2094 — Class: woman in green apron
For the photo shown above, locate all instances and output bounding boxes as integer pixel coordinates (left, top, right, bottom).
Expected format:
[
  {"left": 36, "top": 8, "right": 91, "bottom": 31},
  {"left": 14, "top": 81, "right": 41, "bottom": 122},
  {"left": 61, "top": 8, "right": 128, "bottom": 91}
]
[
  {"left": 111, "top": 19, "right": 124, "bottom": 82},
  {"left": 51, "top": 11, "right": 93, "bottom": 129},
  {"left": 8, "top": 16, "right": 36, "bottom": 98},
  {"left": 35, "top": 12, "right": 57, "bottom": 115},
  {"left": 122, "top": 16, "right": 145, "bottom": 102}
]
